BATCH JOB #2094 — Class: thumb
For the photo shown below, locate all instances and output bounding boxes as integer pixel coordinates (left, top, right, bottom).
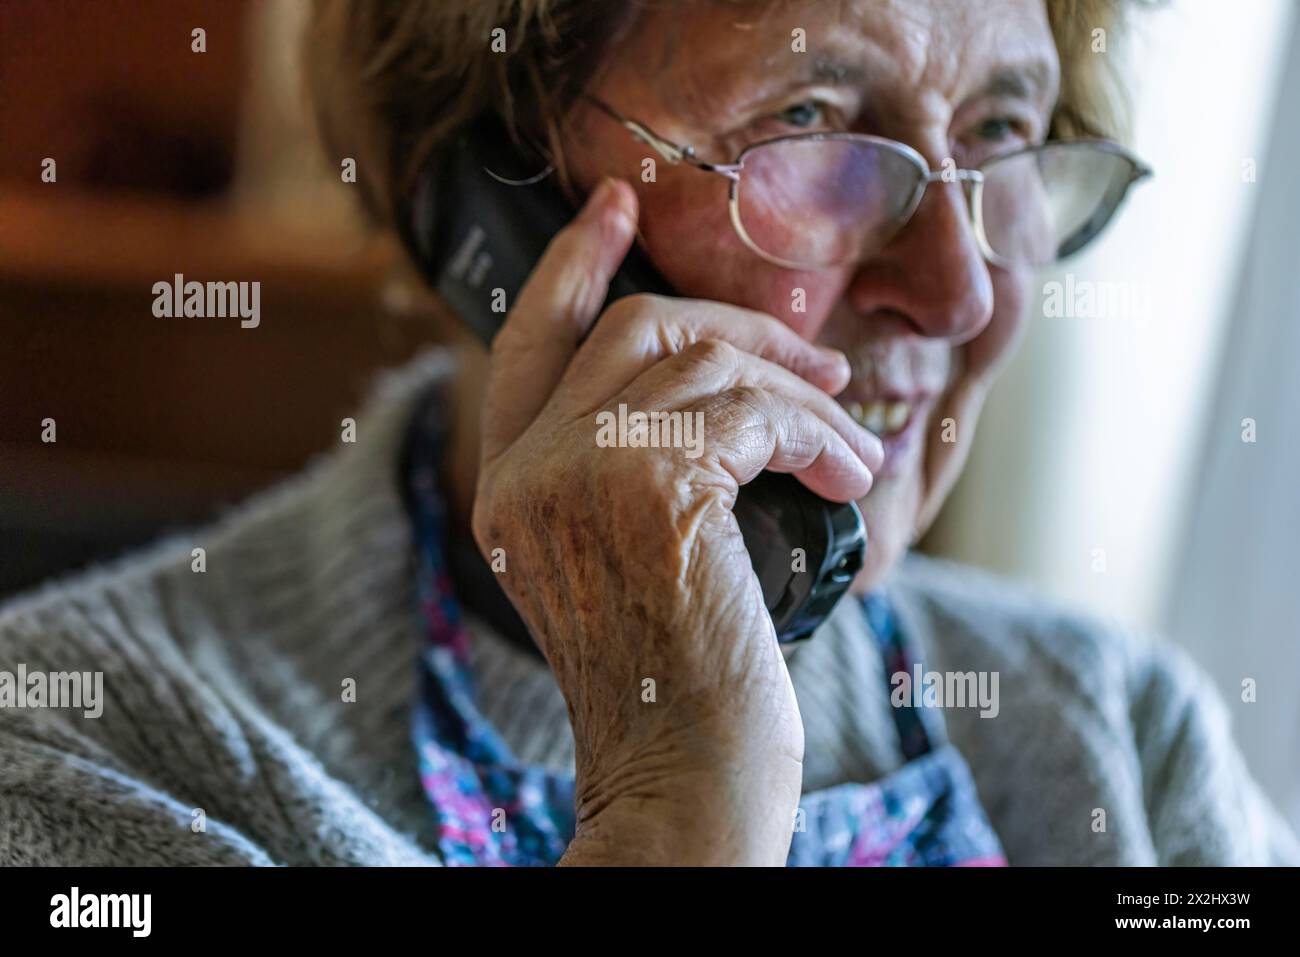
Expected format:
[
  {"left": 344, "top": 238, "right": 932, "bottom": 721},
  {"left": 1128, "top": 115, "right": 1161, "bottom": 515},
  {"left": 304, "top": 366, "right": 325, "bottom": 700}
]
[{"left": 480, "top": 177, "right": 639, "bottom": 464}]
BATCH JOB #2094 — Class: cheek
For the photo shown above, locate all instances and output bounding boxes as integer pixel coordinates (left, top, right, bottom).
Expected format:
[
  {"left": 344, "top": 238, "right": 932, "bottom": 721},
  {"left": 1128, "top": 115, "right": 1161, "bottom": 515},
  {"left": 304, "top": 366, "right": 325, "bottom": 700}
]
[
  {"left": 961, "top": 268, "right": 1034, "bottom": 382},
  {"left": 909, "top": 267, "right": 1033, "bottom": 534},
  {"left": 633, "top": 174, "right": 844, "bottom": 339}
]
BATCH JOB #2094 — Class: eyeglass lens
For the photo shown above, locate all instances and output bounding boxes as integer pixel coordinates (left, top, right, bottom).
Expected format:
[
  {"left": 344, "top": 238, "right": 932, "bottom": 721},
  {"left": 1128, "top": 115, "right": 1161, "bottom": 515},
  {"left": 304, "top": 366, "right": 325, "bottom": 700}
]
[{"left": 732, "top": 137, "right": 1139, "bottom": 269}]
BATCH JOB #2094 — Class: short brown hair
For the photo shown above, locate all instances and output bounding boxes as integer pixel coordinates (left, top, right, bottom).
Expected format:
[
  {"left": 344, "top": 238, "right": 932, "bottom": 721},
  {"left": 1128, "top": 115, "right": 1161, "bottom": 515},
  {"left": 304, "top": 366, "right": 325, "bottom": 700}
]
[{"left": 305, "top": 0, "right": 1139, "bottom": 229}]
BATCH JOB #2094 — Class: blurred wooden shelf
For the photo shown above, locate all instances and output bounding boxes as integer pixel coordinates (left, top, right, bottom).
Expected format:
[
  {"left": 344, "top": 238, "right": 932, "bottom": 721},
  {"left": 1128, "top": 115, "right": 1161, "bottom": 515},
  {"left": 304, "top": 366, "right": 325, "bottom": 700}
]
[
  {"left": 0, "top": 186, "right": 449, "bottom": 597},
  {"left": 0, "top": 185, "right": 390, "bottom": 296}
]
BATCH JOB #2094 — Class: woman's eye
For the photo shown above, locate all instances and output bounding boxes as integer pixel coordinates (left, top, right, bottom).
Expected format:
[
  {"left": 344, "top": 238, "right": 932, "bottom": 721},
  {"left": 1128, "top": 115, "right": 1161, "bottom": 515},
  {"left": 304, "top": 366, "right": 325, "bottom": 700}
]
[
  {"left": 976, "top": 117, "right": 1020, "bottom": 142},
  {"left": 775, "top": 101, "right": 826, "bottom": 129}
]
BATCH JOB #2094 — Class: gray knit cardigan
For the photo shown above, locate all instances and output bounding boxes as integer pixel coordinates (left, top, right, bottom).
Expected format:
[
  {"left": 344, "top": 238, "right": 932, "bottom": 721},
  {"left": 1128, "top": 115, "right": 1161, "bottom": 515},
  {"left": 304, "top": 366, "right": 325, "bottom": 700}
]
[{"left": 1, "top": 349, "right": 1295, "bottom": 865}]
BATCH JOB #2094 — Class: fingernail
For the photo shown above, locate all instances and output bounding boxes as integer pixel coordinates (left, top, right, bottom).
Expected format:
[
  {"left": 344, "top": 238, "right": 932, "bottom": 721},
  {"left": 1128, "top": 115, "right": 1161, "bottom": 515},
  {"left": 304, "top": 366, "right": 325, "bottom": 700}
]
[
  {"left": 823, "top": 347, "right": 849, "bottom": 371},
  {"left": 583, "top": 177, "right": 617, "bottom": 221},
  {"left": 607, "top": 181, "right": 637, "bottom": 229},
  {"left": 818, "top": 347, "right": 851, "bottom": 383}
]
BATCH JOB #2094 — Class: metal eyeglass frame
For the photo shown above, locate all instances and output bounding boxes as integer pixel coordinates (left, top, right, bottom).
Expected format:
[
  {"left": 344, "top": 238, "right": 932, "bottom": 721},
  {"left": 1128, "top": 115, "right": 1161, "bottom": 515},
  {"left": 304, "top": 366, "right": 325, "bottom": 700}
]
[{"left": 584, "top": 94, "right": 1153, "bottom": 271}]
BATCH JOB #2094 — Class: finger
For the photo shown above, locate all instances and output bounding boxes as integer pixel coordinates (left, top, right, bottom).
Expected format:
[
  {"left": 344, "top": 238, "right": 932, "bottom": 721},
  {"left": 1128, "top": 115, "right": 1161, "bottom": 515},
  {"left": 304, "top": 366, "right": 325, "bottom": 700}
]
[
  {"left": 689, "top": 386, "right": 875, "bottom": 503},
  {"left": 556, "top": 294, "right": 851, "bottom": 413},
  {"left": 617, "top": 338, "right": 884, "bottom": 475},
  {"left": 480, "top": 176, "right": 639, "bottom": 465}
]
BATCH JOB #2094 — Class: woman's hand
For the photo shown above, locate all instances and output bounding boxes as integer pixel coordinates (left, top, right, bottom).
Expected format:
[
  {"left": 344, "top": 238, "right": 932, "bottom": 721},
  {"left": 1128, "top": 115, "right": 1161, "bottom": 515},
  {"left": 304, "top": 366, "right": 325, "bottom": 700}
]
[{"left": 471, "top": 177, "right": 883, "bottom": 865}]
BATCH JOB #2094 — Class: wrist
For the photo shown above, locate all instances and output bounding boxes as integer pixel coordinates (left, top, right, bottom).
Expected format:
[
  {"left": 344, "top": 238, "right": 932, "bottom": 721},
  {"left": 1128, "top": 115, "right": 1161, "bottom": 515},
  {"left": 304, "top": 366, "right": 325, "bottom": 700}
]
[{"left": 560, "top": 764, "right": 800, "bottom": 866}]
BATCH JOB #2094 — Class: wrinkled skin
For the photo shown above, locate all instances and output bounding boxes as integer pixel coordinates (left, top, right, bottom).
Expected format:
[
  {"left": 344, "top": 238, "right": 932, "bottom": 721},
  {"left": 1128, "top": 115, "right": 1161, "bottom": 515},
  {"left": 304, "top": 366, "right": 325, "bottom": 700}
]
[{"left": 457, "top": 0, "right": 1059, "bottom": 864}]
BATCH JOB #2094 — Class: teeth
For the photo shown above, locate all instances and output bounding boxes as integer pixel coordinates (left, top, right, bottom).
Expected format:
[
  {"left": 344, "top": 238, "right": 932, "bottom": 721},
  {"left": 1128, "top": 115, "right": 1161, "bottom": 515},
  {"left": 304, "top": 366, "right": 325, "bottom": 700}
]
[
  {"left": 864, "top": 402, "right": 886, "bottom": 434},
  {"left": 847, "top": 399, "right": 911, "bottom": 436},
  {"left": 884, "top": 400, "right": 909, "bottom": 432}
]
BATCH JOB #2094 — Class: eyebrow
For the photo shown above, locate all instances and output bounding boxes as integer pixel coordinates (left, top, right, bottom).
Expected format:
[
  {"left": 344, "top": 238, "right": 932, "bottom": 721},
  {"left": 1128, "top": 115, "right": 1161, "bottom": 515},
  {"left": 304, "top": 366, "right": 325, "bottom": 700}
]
[
  {"left": 979, "top": 61, "right": 1056, "bottom": 102},
  {"left": 802, "top": 53, "right": 870, "bottom": 87},
  {"left": 735, "top": 49, "right": 1058, "bottom": 128},
  {"left": 781, "top": 53, "right": 1053, "bottom": 102},
  {"left": 729, "top": 51, "right": 870, "bottom": 114}
]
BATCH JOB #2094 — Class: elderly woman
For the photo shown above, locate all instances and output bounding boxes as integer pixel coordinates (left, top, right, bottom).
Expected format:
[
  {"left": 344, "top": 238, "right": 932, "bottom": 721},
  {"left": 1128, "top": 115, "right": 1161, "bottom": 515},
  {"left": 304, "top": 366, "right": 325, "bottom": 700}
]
[{"left": 1, "top": 0, "right": 1295, "bottom": 867}]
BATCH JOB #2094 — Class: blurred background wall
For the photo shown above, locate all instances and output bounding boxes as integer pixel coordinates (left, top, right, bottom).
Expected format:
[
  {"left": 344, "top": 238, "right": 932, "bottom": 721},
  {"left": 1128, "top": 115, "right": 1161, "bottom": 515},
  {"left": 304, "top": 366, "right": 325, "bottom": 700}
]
[{"left": 3, "top": 1, "right": 1297, "bottom": 824}]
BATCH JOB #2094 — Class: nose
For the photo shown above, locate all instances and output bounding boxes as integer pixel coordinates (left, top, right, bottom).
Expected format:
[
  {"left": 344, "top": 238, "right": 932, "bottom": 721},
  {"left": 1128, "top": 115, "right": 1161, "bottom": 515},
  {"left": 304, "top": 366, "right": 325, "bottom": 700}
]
[{"left": 846, "top": 177, "right": 995, "bottom": 345}]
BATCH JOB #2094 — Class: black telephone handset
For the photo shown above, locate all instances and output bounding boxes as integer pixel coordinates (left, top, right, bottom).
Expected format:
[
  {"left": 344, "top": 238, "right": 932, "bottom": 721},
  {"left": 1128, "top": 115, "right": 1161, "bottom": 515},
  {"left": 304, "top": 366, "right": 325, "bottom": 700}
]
[{"left": 400, "top": 112, "right": 867, "bottom": 642}]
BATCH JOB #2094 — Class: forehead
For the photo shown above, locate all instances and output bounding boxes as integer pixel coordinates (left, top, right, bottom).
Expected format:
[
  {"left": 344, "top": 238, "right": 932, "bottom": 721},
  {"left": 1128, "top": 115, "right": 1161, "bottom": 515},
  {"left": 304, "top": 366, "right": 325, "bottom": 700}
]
[{"left": 618, "top": 0, "right": 1058, "bottom": 121}]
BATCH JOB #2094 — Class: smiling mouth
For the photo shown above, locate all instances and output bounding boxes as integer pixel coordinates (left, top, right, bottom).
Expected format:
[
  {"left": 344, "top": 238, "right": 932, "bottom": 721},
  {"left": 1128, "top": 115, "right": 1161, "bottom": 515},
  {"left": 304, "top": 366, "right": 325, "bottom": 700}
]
[
  {"left": 842, "top": 395, "right": 937, "bottom": 481},
  {"left": 845, "top": 399, "right": 913, "bottom": 436}
]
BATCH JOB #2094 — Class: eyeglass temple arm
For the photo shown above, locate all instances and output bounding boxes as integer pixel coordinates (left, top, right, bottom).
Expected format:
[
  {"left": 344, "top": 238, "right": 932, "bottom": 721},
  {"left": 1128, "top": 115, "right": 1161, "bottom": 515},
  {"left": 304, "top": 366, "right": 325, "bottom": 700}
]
[{"left": 583, "top": 95, "right": 740, "bottom": 176}]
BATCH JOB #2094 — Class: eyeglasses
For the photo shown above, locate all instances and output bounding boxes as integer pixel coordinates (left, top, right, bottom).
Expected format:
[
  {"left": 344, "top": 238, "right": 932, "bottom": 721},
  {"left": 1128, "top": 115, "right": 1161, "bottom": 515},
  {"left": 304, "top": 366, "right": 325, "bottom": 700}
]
[{"left": 586, "top": 96, "right": 1152, "bottom": 271}]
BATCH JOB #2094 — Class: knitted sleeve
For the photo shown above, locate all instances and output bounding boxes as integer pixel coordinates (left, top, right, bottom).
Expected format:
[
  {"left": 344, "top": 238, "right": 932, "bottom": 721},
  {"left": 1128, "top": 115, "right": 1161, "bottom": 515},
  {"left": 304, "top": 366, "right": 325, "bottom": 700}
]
[
  {"left": 1128, "top": 638, "right": 1300, "bottom": 866},
  {"left": 0, "top": 564, "right": 439, "bottom": 867}
]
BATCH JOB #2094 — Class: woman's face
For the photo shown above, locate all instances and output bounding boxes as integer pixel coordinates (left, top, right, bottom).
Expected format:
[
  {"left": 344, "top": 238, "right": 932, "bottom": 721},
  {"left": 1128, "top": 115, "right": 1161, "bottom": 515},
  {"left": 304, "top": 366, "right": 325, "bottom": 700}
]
[{"left": 570, "top": 0, "right": 1060, "bottom": 591}]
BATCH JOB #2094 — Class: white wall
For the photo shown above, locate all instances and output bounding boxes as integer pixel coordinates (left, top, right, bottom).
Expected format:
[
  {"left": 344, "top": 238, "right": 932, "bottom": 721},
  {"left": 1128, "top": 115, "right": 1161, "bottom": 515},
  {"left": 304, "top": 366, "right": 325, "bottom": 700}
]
[{"left": 1165, "top": 3, "right": 1300, "bottom": 829}]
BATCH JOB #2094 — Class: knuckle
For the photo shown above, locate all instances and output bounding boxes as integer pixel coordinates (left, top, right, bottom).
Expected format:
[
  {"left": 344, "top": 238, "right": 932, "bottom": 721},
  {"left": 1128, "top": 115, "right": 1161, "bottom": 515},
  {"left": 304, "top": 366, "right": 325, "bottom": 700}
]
[
  {"left": 723, "top": 383, "right": 767, "bottom": 408},
  {"left": 705, "top": 384, "right": 770, "bottom": 431},
  {"left": 678, "top": 337, "right": 738, "bottom": 372},
  {"left": 619, "top": 292, "right": 666, "bottom": 315},
  {"left": 603, "top": 292, "right": 659, "bottom": 332},
  {"left": 651, "top": 318, "right": 690, "bottom": 359}
]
